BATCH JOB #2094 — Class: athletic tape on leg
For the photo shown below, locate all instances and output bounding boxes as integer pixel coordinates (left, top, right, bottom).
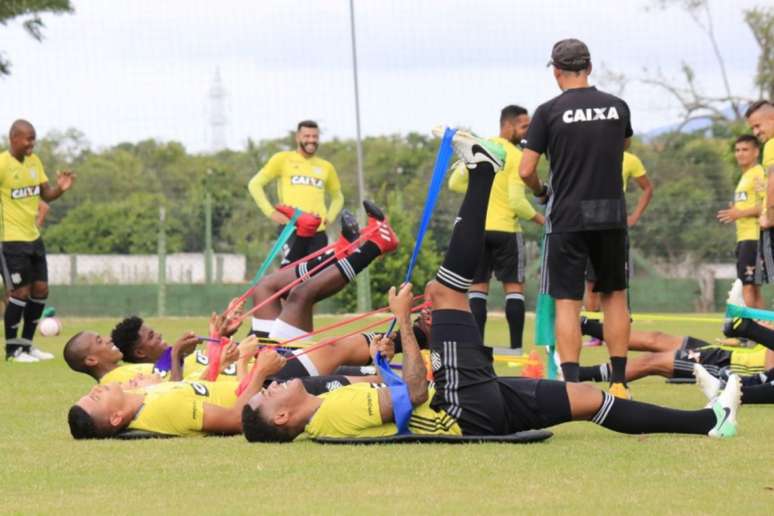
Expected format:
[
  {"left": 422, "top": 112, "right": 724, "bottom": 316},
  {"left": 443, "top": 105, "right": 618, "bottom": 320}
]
[{"left": 386, "top": 127, "right": 456, "bottom": 336}]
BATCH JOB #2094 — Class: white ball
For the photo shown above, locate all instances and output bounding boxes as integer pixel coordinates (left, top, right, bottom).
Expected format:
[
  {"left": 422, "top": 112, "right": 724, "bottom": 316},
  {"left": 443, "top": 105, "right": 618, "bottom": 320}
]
[{"left": 39, "top": 317, "right": 62, "bottom": 337}]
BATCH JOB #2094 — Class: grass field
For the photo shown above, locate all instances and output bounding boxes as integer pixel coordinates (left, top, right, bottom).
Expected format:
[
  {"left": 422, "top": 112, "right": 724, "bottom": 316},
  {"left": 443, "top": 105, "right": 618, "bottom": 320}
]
[{"left": 2, "top": 313, "right": 773, "bottom": 514}]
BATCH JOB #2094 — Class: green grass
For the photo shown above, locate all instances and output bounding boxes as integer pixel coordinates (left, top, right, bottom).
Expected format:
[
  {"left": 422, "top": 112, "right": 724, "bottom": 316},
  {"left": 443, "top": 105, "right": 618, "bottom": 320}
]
[{"left": 2, "top": 314, "right": 774, "bottom": 514}]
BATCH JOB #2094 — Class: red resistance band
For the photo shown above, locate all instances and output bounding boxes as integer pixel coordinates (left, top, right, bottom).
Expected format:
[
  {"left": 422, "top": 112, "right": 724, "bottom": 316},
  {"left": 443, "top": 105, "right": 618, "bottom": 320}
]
[{"left": 235, "top": 300, "right": 430, "bottom": 396}]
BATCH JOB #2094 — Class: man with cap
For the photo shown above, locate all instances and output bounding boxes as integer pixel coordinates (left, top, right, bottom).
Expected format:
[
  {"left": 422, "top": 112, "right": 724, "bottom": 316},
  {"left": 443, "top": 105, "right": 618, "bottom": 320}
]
[{"left": 519, "top": 39, "right": 634, "bottom": 399}]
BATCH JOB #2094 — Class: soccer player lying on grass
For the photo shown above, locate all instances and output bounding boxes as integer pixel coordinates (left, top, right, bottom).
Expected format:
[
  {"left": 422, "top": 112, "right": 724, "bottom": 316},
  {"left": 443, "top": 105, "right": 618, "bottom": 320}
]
[
  {"left": 68, "top": 347, "right": 291, "bottom": 439},
  {"left": 241, "top": 130, "right": 742, "bottom": 442},
  {"left": 578, "top": 318, "right": 773, "bottom": 382},
  {"left": 63, "top": 308, "right": 246, "bottom": 384},
  {"left": 249, "top": 200, "right": 398, "bottom": 339},
  {"left": 66, "top": 308, "right": 387, "bottom": 389}
]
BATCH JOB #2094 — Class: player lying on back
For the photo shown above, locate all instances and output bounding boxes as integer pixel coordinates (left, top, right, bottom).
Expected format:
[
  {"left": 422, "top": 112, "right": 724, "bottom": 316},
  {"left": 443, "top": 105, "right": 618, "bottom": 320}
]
[
  {"left": 248, "top": 200, "right": 398, "bottom": 339},
  {"left": 242, "top": 129, "right": 742, "bottom": 443},
  {"left": 68, "top": 348, "right": 288, "bottom": 438},
  {"left": 578, "top": 318, "right": 773, "bottom": 383}
]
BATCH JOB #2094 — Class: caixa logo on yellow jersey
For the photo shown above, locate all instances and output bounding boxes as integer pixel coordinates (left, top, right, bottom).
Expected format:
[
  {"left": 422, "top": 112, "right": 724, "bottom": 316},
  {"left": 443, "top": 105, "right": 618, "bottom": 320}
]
[
  {"left": 735, "top": 191, "right": 748, "bottom": 202},
  {"left": 290, "top": 175, "right": 324, "bottom": 188},
  {"left": 11, "top": 185, "right": 40, "bottom": 199}
]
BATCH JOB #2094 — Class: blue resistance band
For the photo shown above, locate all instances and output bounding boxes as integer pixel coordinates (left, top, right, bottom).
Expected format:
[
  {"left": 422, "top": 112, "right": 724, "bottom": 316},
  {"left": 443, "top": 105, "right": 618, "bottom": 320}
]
[
  {"left": 726, "top": 303, "right": 774, "bottom": 322},
  {"left": 385, "top": 127, "right": 457, "bottom": 337},
  {"left": 375, "top": 351, "right": 412, "bottom": 434}
]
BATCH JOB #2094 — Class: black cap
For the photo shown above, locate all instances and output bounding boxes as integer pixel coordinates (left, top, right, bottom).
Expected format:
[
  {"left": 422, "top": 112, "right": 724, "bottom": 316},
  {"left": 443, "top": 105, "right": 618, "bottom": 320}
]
[{"left": 548, "top": 39, "right": 591, "bottom": 71}]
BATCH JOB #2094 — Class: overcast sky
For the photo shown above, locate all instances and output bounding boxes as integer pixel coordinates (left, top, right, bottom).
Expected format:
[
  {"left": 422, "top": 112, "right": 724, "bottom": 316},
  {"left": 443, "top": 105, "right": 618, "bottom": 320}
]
[{"left": 0, "top": 0, "right": 765, "bottom": 152}]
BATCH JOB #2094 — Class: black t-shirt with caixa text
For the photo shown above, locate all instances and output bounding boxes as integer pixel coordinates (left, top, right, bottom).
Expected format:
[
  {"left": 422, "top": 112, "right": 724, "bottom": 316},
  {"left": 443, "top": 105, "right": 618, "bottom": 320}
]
[{"left": 525, "top": 86, "right": 633, "bottom": 233}]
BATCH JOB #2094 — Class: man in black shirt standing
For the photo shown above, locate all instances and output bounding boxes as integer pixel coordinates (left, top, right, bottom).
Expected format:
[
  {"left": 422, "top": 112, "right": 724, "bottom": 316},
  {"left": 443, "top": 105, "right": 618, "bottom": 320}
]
[{"left": 519, "top": 39, "right": 633, "bottom": 399}]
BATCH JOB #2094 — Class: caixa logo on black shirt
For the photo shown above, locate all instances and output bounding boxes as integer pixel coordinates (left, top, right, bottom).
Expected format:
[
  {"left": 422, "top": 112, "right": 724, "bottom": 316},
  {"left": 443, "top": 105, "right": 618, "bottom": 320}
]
[
  {"left": 562, "top": 107, "right": 620, "bottom": 124},
  {"left": 10, "top": 185, "right": 40, "bottom": 199},
  {"left": 290, "top": 175, "right": 324, "bottom": 188}
]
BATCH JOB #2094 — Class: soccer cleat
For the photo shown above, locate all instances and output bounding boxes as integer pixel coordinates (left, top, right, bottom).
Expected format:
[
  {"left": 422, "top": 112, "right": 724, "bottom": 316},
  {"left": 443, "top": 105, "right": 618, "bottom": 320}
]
[
  {"left": 708, "top": 374, "right": 741, "bottom": 438},
  {"left": 28, "top": 346, "right": 54, "bottom": 360},
  {"left": 339, "top": 209, "right": 360, "bottom": 243},
  {"left": 6, "top": 348, "right": 40, "bottom": 363},
  {"left": 362, "top": 200, "right": 385, "bottom": 222},
  {"left": 608, "top": 382, "right": 632, "bottom": 400},
  {"left": 693, "top": 363, "right": 722, "bottom": 406},
  {"left": 431, "top": 126, "right": 505, "bottom": 171},
  {"left": 583, "top": 337, "right": 603, "bottom": 347},
  {"left": 723, "top": 317, "right": 749, "bottom": 339},
  {"left": 368, "top": 220, "right": 399, "bottom": 254},
  {"left": 726, "top": 278, "right": 745, "bottom": 307}
]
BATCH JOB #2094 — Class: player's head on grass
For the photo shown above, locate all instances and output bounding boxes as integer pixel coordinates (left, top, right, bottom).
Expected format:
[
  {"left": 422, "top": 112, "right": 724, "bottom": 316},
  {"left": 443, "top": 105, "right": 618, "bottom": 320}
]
[
  {"left": 499, "top": 105, "right": 530, "bottom": 145},
  {"left": 67, "top": 383, "right": 134, "bottom": 439},
  {"left": 734, "top": 134, "right": 760, "bottom": 169},
  {"left": 242, "top": 378, "right": 314, "bottom": 443},
  {"left": 8, "top": 119, "right": 36, "bottom": 160},
  {"left": 111, "top": 316, "right": 167, "bottom": 363},
  {"left": 63, "top": 331, "right": 123, "bottom": 380},
  {"left": 745, "top": 100, "right": 774, "bottom": 143},
  {"left": 296, "top": 119, "right": 319, "bottom": 157}
]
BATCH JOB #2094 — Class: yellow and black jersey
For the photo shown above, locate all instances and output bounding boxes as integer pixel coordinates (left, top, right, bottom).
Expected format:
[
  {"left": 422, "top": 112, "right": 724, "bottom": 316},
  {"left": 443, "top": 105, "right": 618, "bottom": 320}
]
[
  {"left": 760, "top": 140, "right": 774, "bottom": 221},
  {"left": 127, "top": 380, "right": 239, "bottom": 437},
  {"left": 734, "top": 164, "right": 765, "bottom": 242},
  {"left": 248, "top": 150, "right": 343, "bottom": 229},
  {"left": 304, "top": 383, "right": 461, "bottom": 439},
  {"left": 729, "top": 344, "right": 769, "bottom": 376},
  {"left": 182, "top": 350, "right": 238, "bottom": 381},
  {"left": 0, "top": 151, "right": 48, "bottom": 241},
  {"left": 621, "top": 151, "right": 646, "bottom": 192},
  {"left": 448, "top": 137, "right": 537, "bottom": 233},
  {"left": 100, "top": 363, "right": 160, "bottom": 384}
]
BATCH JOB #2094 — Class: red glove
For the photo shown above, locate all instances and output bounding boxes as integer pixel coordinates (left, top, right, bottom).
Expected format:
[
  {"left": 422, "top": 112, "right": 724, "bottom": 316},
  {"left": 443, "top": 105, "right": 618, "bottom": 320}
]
[
  {"left": 274, "top": 204, "right": 295, "bottom": 219},
  {"left": 296, "top": 213, "right": 322, "bottom": 237}
]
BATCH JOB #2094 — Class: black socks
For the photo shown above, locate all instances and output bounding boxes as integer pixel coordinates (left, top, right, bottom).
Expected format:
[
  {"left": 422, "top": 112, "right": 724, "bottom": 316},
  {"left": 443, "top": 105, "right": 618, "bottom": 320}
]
[
  {"left": 561, "top": 362, "right": 580, "bottom": 382},
  {"left": 468, "top": 291, "right": 487, "bottom": 337},
  {"left": 505, "top": 293, "right": 525, "bottom": 350},
  {"left": 580, "top": 317, "right": 604, "bottom": 340},
  {"left": 4, "top": 297, "right": 26, "bottom": 355},
  {"left": 610, "top": 356, "right": 628, "bottom": 384},
  {"left": 592, "top": 392, "right": 716, "bottom": 435},
  {"left": 437, "top": 162, "right": 495, "bottom": 292},
  {"left": 335, "top": 241, "right": 380, "bottom": 282},
  {"left": 22, "top": 297, "right": 46, "bottom": 341}
]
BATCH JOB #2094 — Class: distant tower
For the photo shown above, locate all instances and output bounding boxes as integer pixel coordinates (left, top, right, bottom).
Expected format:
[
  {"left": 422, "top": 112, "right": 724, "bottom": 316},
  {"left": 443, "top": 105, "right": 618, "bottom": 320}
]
[{"left": 208, "top": 68, "right": 228, "bottom": 151}]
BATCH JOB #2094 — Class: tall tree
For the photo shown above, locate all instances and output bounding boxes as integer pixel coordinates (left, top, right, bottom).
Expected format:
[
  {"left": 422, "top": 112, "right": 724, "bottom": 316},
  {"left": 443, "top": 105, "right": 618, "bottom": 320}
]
[
  {"left": 745, "top": 7, "right": 774, "bottom": 100},
  {"left": 0, "top": 0, "right": 74, "bottom": 76}
]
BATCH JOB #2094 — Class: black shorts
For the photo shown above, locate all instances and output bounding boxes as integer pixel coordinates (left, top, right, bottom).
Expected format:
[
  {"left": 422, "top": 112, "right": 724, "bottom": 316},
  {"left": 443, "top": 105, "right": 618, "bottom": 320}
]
[
  {"left": 428, "top": 309, "right": 572, "bottom": 435},
  {"left": 543, "top": 229, "right": 627, "bottom": 300},
  {"left": 585, "top": 234, "right": 632, "bottom": 282},
  {"left": 672, "top": 346, "right": 731, "bottom": 379},
  {"left": 736, "top": 240, "right": 760, "bottom": 285},
  {"left": 0, "top": 238, "right": 48, "bottom": 289},
  {"left": 756, "top": 229, "right": 774, "bottom": 284},
  {"left": 472, "top": 231, "right": 525, "bottom": 284},
  {"left": 280, "top": 227, "right": 328, "bottom": 265}
]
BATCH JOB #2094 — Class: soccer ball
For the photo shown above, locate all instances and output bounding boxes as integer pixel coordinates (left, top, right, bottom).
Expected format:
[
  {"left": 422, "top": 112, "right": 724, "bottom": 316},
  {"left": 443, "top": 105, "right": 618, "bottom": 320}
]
[{"left": 39, "top": 317, "right": 62, "bottom": 337}]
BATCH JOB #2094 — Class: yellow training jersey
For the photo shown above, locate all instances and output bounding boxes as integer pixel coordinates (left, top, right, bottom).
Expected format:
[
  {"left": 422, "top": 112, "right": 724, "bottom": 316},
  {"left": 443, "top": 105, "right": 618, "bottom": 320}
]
[
  {"left": 304, "top": 383, "right": 461, "bottom": 439},
  {"left": 248, "top": 150, "right": 343, "bottom": 230},
  {"left": 729, "top": 345, "right": 768, "bottom": 376},
  {"left": 182, "top": 350, "right": 238, "bottom": 381},
  {"left": 100, "top": 363, "right": 159, "bottom": 384},
  {"left": 760, "top": 139, "right": 774, "bottom": 222},
  {"left": 0, "top": 151, "right": 48, "bottom": 241},
  {"left": 621, "top": 151, "right": 646, "bottom": 192},
  {"left": 127, "top": 380, "right": 239, "bottom": 436},
  {"left": 734, "top": 164, "right": 765, "bottom": 242},
  {"left": 448, "top": 137, "right": 536, "bottom": 233}
]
